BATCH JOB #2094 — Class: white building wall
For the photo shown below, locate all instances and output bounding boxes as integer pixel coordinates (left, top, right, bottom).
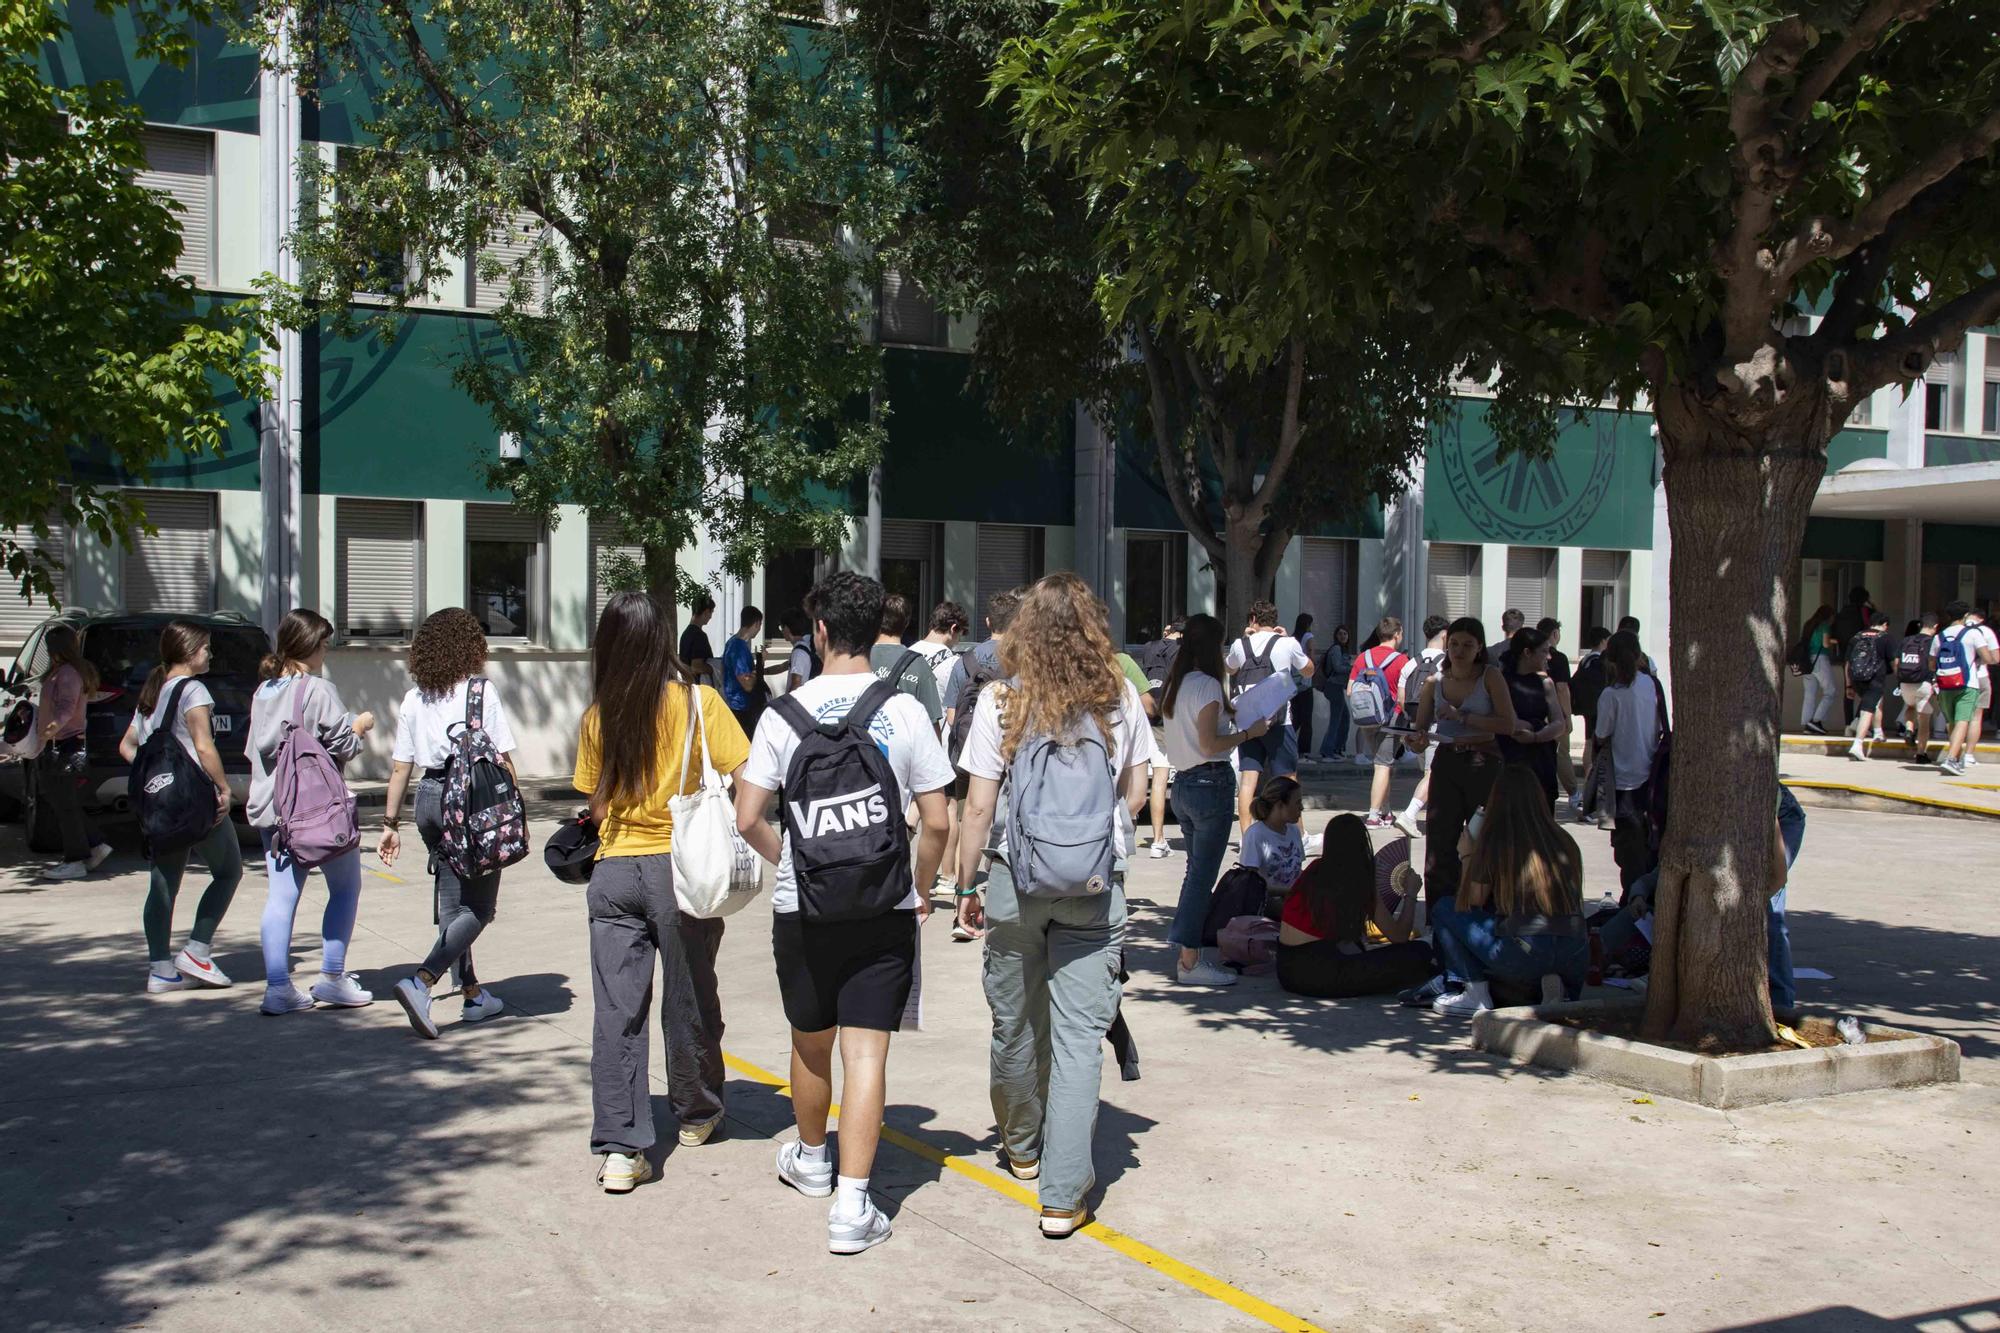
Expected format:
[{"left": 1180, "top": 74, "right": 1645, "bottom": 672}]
[
  {"left": 212, "top": 130, "right": 262, "bottom": 292},
  {"left": 216, "top": 489, "right": 263, "bottom": 618}
]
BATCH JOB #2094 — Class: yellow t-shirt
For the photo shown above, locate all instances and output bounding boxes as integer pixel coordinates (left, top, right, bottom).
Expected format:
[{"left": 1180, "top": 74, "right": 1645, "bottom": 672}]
[{"left": 573, "top": 684, "right": 750, "bottom": 858}]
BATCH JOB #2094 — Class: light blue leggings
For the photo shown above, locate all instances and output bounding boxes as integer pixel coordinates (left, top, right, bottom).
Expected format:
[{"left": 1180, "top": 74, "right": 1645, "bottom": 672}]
[{"left": 259, "top": 831, "right": 363, "bottom": 988}]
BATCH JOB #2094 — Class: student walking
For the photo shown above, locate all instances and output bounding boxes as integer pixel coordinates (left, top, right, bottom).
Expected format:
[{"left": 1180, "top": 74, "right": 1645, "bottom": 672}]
[
  {"left": 1315, "top": 624, "right": 1354, "bottom": 760},
  {"left": 1225, "top": 601, "right": 1314, "bottom": 831},
  {"left": 118, "top": 621, "right": 241, "bottom": 992},
  {"left": 1406, "top": 618, "right": 1518, "bottom": 921},
  {"left": 1594, "top": 633, "right": 1664, "bottom": 891},
  {"left": 783, "top": 610, "right": 820, "bottom": 692},
  {"left": 871, "top": 593, "right": 945, "bottom": 727},
  {"left": 1897, "top": 613, "right": 1939, "bottom": 762},
  {"left": 575, "top": 592, "right": 749, "bottom": 1192},
  {"left": 1794, "top": 605, "right": 1838, "bottom": 734},
  {"left": 31, "top": 625, "right": 111, "bottom": 881},
  {"left": 721, "top": 605, "right": 768, "bottom": 738},
  {"left": 1568, "top": 626, "right": 1612, "bottom": 816},
  {"left": 1932, "top": 602, "right": 1997, "bottom": 776},
  {"left": 376, "top": 609, "right": 522, "bottom": 1038},
  {"left": 1347, "top": 617, "right": 1417, "bottom": 828},
  {"left": 1159, "top": 614, "right": 1270, "bottom": 987},
  {"left": 1138, "top": 622, "right": 1183, "bottom": 856},
  {"left": 1392, "top": 615, "right": 1450, "bottom": 837},
  {"left": 1967, "top": 609, "right": 1998, "bottom": 757},
  {"left": 735, "top": 572, "right": 953, "bottom": 1255},
  {"left": 1843, "top": 611, "right": 1892, "bottom": 762},
  {"left": 1537, "top": 617, "right": 1580, "bottom": 803},
  {"left": 679, "top": 592, "right": 718, "bottom": 686},
  {"left": 955, "top": 571, "right": 1150, "bottom": 1239},
  {"left": 914, "top": 601, "right": 968, "bottom": 898},
  {"left": 944, "top": 588, "right": 1023, "bottom": 941},
  {"left": 247, "top": 610, "right": 375, "bottom": 1016}
]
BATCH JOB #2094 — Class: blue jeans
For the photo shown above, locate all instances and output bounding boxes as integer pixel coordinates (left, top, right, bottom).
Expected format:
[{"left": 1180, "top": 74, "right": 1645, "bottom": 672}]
[
  {"left": 1169, "top": 766, "right": 1236, "bottom": 951},
  {"left": 1770, "top": 785, "right": 1806, "bottom": 1009},
  {"left": 1318, "top": 687, "right": 1350, "bottom": 758},
  {"left": 259, "top": 832, "right": 363, "bottom": 988},
  {"left": 1432, "top": 905, "right": 1588, "bottom": 999}
]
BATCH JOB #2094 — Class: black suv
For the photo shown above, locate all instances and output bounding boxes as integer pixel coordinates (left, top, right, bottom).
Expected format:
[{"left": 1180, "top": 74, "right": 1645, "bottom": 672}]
[{"left": 1, "top": 611, "right": 271, "bottom": 853}]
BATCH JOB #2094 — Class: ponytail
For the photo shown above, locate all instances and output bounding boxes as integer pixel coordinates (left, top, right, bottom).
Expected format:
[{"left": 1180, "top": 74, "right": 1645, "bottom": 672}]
[
  {"left": 261, "top": 608, "right": 334, "bottom": 681},
  {"left": 140, "top": 620, "right": 211, "bottom": 713}
]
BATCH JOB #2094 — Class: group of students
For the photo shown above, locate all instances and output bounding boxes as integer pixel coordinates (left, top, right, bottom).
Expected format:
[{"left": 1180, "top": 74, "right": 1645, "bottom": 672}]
[{"left": 1796, "top": 592, "right": 1996, "bottom": 777}]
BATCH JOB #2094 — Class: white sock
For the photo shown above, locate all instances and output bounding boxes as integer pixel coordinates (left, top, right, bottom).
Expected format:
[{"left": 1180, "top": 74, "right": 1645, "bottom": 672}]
[
  {"left": 150, "top": 960, "right": 178, "bottom": 980},
  {"left": 1402, "top": 797, "right": 1425, "bottom": 820},
  {"left": 797, "top": 1139, "right": 829, "bottom": 1164},
  {"left": 833, "top": 1175, "right": 871, "bottom": 1220},
  {"left": 1462, "top": 980, "right": 1493, "bottom": 1006},
  {"left": 184, "top": 940, "right": 211, "bottom": 962}
]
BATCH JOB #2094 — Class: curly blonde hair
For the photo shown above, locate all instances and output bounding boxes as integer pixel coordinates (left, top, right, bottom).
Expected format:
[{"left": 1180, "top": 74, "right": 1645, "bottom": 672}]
[{"left": 997, "top": 572, "right": 1126, "bottom": 761}]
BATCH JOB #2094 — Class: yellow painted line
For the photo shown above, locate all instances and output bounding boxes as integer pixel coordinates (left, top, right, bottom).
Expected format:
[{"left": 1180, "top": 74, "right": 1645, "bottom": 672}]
[
  {"left": 720, "top": 1050, "right": 1327, "bottom": 1333},
  {"left": 1945, "top": 781, "right": 2000, "bottom": 792},
  {"left": 1783, "top": 778, "right": 2000, "bottom": 818}
]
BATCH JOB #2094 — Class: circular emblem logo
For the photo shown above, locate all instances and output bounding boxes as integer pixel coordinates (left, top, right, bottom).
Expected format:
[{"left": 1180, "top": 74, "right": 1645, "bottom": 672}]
[{"left": 1438, "top": 409, "right": 1620, "bottom": 545}]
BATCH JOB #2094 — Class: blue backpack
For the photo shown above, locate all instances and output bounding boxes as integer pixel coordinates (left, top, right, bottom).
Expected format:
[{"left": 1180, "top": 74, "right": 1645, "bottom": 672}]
[{"left": 999, "top": 687, "right": 1121, "bottom": 899}]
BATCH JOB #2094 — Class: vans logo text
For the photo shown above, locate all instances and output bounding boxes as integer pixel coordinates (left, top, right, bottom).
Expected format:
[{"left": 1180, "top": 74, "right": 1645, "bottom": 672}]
[{"left": 792, "top": 784, "right": 890, "bottom": 838}]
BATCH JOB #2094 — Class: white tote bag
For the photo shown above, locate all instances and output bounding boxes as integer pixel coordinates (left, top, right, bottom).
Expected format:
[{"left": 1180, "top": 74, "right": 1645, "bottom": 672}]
[{"left": 669, "top": 684, "right": 762, "bottom": 919}]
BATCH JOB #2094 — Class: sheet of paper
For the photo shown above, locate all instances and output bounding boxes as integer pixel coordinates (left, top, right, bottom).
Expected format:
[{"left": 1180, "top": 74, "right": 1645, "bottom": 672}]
[
  {"left": 1233, "top": 669, "right": 1304, "bottom": 728},
  {"left": 1636, "top": 917, "right": 1654, "bottom": 944},
  {"left": 1793, "top": 967, "right": 1833, "bottom": 980},
  {"left": 900, "top": 917, "right": 924, "bottom": 1032}
]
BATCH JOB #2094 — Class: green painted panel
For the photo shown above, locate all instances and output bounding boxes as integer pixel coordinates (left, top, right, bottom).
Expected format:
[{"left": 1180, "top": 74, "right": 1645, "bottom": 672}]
[
  {"left": 1424, "top": 400, "right": 1656, "bottom": 549},
  {"left": 1923, "top": 523, "right": 2000, "bottom": 565},
  {"left": 41, "top": 10, "right": 261, "bottom": 132},
  {"left": 880, "top": 351, "right": 1072, "bottom": 525},
  {"left": 307, "top": 309, "right": 514, "bottom": 500},
  {"left": 1827, "top": 428, "right": 1890, "bottom": 474},
  {"left": 1925, "top": 433, "right": 2000, "bottom": 467},
  {"left": 1801, "top": 517, "right": 1883, "bottom": 562}
]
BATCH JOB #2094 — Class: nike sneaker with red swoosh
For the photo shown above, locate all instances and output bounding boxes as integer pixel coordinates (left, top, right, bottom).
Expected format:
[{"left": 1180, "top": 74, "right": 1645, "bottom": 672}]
[{"left": 175, "top": 949, "right": 234, "bottom": 988}]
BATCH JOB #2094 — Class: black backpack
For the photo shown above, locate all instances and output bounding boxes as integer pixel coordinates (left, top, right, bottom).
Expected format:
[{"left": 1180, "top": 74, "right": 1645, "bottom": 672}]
[
  {"left": 1204, "top": 865, "right": 1268, "bottom": 946},
  {"left": 1139, "top": 638, "right": 1178, "bottom": 710},
  {"left": 772, "top": 678, "right": 912, "bottom": 922},
  {"left": 1897, "top": 633, "right": 1933, "bottom": 685},
  {"left": 1233, "top": 635, "right": 1278, "bottom": 696},
  {"left": 1846, "top": 630, "right": 1886, "bottom": 685},
  {"left": 129, "top": 679, "right": 215, "bottom": 856},
  {"left": 437, "top": 678, "right": 530, "bottom": 880},
  {"left": 1402, "top": 651, "right": 1440, "bottom": 715},
  {"left": 1570, "top": 652, "right": 1608, "bottom": 721},
  {"left": 948, "top": 649, "right": 1007, "bottom": 765}
]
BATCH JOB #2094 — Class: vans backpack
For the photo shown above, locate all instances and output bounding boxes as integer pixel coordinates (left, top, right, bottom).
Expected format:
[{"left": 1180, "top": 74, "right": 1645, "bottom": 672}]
[
  {"left": 129, "top": 679, "right": 216, "bottom": 857},
  {"left": 1897, "top": 633, "right": 1934, "bottom": 685},
  {"left": 1346, "top": 646, "right": 1397, "bottom": 727},
  {"left": 272, "top": 676, "right": 360, "bottom": 870},
  {"left": 772, "top": 678, "right": 912, "bottom": 922},
  {"left": 1934, "top": 627, "right": 1972, "bottom": 691},
  {"left": 1846, "top": 631, "right": 1885, "bottom": 685},
  {"left": 1001, "top": 695, "right": 1120, "bottom": 899},
  {"left": 947, "top": 651, "right": 1006, "bottom": 765},
  {"left": 1233, "top": 635, "right": 1278, "bottom": 696},
  {"left": 438, "top": 677, "right": 529, "bottom": 880}
]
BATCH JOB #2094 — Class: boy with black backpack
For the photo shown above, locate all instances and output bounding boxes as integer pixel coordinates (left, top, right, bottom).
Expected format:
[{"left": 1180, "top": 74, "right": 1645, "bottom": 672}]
[
  {"left": 1898, "top": 612, "right": 1939, "bottom": 762},
  {"left": 1843, "top": 611, "right": 1892, "bottom": 762},
  {"left": 734, "top": 572, "right": 954, "bottom": 1256}
]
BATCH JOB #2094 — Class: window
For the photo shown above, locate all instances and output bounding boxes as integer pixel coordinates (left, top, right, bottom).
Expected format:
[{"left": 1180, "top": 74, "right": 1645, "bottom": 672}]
[
  {"left": 123, "top": 490, "right": 217, "bottom": 614},
  {"left": 337, "top": 147, "right": 411, "bottom": 298},
  {"left": 1504, "top": 546, "right": 1558, "bottom": 625},
  {"left": 137, "top": 127, "right": 215, "bottom": 285},
  {"left": 1424, "top": 543, "right": 1481, "bottom": 621},
  {"left": 336, "top": 499, "right": 421, "bottom": 640},
  {"left": 974, "top": 524, "right": 1044, "bottom": 635},
  {"left": 1579, "top": 549, "right": 1629, "bottom": 632},
  {"left": 467, "top": 504, "right": 544, "bottom": 641},
  {"left": 469, "top": 209, "right": 547, "bottom": 312},
  {"left": 879, "top": 268, "right": 949, "bottom": 347},
  {"left": 1848, "top": 393, "right": 1872, "bottom": 428},
  {"left": 880, "top": 520, "right": 944, "bottom": 639},
  {"left": 1924, "top": 349, "right": 1962, "bottom": 432},
  {"left": 1299, "top": 537, "right": 1354, "bottom": 646},
  {"left": 1, "top": 513, "right": 67, "bottom": 649},
  {"left": 588, "top": 517, "right": 643, "bottom": 633},
  {"left": 1926, "top": 382, "right": 1949, "bottom": 431},
  {"left": 1984, "top": 376, "right": 2000, "bottom": 436},
  {"left": 1125, "top": 532, "right": 1189, "bottom": 644}
]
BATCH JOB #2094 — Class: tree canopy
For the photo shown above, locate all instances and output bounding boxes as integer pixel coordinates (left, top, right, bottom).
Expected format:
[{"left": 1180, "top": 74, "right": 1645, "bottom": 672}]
[{"left": 2, "top": 0, "right": 263, "bottom": 610}]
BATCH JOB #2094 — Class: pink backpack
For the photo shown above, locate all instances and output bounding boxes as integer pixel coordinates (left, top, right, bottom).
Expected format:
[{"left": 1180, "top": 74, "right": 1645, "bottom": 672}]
[
  {"left": 274, "top": 677, "right": 359, "bottom": 869},
  {"left": 1219, "top": 915, "right": 1279, "bottom": 972}
]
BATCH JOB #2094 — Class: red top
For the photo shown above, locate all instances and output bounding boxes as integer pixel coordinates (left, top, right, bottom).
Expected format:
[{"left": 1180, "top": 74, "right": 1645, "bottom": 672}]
[
  {"left": 1349, "top": 644, "right": 1412, "bottom": 695},
  {"left": 1280, "top": 888, "right": 1323, "bottom": 941}
]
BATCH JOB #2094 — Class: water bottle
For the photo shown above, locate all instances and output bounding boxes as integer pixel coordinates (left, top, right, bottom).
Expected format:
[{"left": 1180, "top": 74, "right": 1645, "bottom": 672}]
[{"left": 1836, "top": 1016, "right": 1866, "bottom": 1046}]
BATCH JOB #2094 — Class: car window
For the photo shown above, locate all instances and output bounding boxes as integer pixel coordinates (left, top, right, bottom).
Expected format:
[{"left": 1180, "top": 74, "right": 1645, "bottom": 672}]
[{"left": 84, "top": 624, "right": 271, "bottom": 688}]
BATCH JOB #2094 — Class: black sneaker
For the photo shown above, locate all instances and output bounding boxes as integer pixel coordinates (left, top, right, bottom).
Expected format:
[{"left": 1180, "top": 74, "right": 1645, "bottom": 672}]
[
  {"left": 1802, "top": 721, "right": 1827, "bottom": 736},
  {"left": 1399, "top": 976, "right": 1449, "bottom": 1008}
]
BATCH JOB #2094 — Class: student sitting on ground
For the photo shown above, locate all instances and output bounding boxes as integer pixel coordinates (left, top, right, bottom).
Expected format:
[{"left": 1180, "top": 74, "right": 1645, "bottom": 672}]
[
  {"left": 1241, "top": 776, "right": 1306, "bottom": 901},
  {"left": 1429, "top": 764, "right": 1590, "bottom": 1017},
  {"left": 1276, "top": 815, "right": 1432, "bottom": 1000}
]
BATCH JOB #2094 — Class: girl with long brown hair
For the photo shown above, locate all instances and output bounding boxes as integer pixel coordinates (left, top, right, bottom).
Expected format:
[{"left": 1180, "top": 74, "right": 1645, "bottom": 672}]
[
  {"left": 247, "top": 609, "right": 376, "bottom": 1015},
  {"left": 954, "top": 571, "right": 1151, "bottom": 1239},
  {"left": 117, "top": 621, "right": 240, "bottom": 992},
  {"left": 1429, "top": 763, "right": 1590, "bottom": 1016},
  {"left": 1275, "top": 814, "right": 1431, "bottom": 999},
  {"left": 33, "top": 623, "right": 109, "bottom": 880},
  {"left": 574, "top": 591, "right": 749, "bottom": 1193}
]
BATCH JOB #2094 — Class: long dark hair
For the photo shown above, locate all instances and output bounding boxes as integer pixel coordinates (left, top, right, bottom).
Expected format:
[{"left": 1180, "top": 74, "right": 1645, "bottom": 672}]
[
  {"left": 260, "top": 609, "right": 334, "bottom": 680},
  {"left": 1464, "top": 764, "right": 1583, "bottom": 917},
  {"left": 1444, "top": 616, "right": 1489, "bottom": 672},
  {"left": 1505, "top": 626, "right": 1549, "bottom": 672},
  {"left": 39, "top": 624, "right": 99, "bottom": 693},
  {"left": 589, "top": 591, "right": 685, "bottom": 806},
  {"left": 1162, "top": 613, "right": 1229, "bottom": 720},
  {"left": 139, "top": 620, "right": 210, "bottom": 714},
  {"left": 1293, "top": 613, "right": 1314, "bottom": 640},
  {"left": 1290, "top": 813, "right": 1374, "bottom": 943}
]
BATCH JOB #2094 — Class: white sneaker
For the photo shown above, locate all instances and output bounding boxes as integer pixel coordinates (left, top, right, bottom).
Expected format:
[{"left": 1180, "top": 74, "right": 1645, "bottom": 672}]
[
  {"left": 461, "top": 990, "right": 505, "bottom": 1023},
  {"left": 1541, "top": 974, "right": 1566, "bottom": 1005},
  {"left": 310, "top": 973, "right": 373, "bottom": 1007},
  {"left": 678, "top": 1116, "right": 721, "bottom": 1148},
  {"left": 1392, "top": 807, "right": 1423, "bottom": 839},
  {"left": 1966, "top": 753, "right": 1981, "bottom": 767},
  {"left": 174, "top": 949, "right": 232, "bottom": 988},
  {"left": 261, "top": 985, "right": 316, "bottom": 1015},
  {"left": 598, "top": 1152, "right": 654, "bottom": 1194},
  {"left": 146, "top": 970, "right": 187, "bottom": 995},
  {"left": 1432, "top": 983, "right": 1493, "bottom": 1018},
  {"left": 1176, "top": 959, "right": 1238, "bottom": 987},
  {"left": 777, "top": 1140, "right": 834, "bottom": 1198},
  {"left": 1351, "top": 753, "right": 1371, "bottom": 768},
  {"left": 86, "top": 842, "right": 113, "bottom": 871},
  {"left": 394, "top": 976, "right": 439, "bottom": 1039},
  {"left": 828, "top": 1200, "right": 893, "bottom": 1255},
  {"left": 1149, "top": 841, "right": 1170, "bottom": 860},
  {"left": 42, "top": 861, "right": 87, "bottom": 882}
]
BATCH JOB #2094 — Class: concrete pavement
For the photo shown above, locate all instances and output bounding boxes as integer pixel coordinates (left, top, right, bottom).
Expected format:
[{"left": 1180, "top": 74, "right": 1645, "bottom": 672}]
[{"left": 0, "top": 800, "right": 1995, "bottom": 1332}]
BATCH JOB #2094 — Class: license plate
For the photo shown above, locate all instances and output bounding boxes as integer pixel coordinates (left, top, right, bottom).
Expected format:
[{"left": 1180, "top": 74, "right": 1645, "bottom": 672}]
[{"left": 212, "top": 715, "right": 234, "bottom": 734}]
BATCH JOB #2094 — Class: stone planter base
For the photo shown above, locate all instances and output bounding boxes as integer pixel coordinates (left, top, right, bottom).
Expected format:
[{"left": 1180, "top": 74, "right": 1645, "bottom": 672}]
[{"left": 1471, "top": 997, "right": 1961, "bottom": 1108}]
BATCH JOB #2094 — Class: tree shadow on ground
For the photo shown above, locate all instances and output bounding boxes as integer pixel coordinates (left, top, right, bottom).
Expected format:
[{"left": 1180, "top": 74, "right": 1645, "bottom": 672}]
[
  {"left": 1781, "top": 908, "right": 1997, "bottom": 1062},
  {"left": 1711, "top": 1298, "right": 2000, "bottom": 1331}
]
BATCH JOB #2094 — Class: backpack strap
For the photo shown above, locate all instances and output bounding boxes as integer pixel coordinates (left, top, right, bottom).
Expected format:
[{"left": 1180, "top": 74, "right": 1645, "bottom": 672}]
[
  {"left": 844, "top": 675, "right": 904, "bottom": 737},
  {"left": 286, "top": 672, "right": 313, "bottom": 732},
  {"left": 162, "top": 676, "right": 195, "bottom": 724},
  {"left": 770, "top": 692, "right": 817, "bottom": 741},
  {"left": 466, "top": 676, "right": 487, "bottom": 732}
]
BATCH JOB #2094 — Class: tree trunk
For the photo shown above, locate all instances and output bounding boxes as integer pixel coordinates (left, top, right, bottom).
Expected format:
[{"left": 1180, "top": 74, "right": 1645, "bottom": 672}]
[
  {"left": 644, "top": 543, "right": 680, "bottom": 639},
  {"left": 1219, "top": 512, "right": 1275, "bottom": 632},
  {"left": 1644, "top": 399, "right": 1826, "bottom": 1050}
]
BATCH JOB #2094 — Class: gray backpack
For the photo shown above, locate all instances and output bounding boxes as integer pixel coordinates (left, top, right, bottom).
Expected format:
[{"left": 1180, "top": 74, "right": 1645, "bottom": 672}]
[{"left": 1001, "top": 694, "right": 1121, "bottom": 899}]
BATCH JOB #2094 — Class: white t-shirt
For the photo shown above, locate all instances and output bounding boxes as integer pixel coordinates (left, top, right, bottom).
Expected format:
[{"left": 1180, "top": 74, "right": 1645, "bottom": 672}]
[
  {"left": 1241, "top": 820, "right": 1305, "bottom": 889},
  {"left": 1965, "top": 623, "right": 1998, "bottom": 689},
  {"left": 916, "top": 641, "right": 959, "bottom": 707},
  {"left": 131, "top": 676, "right": 215, "bottom": 765},
  {"left": 744, "top": 671, "right": 956, "bottom": 914},
  {"left": 957, "top": 677, "right": 1153, "bottom": 862},
  {"left": 391, "top": 678, "right": 519, "bottom": 770},
  {"left": 1226, "top": 629, "right": 1312, "bottom": 682},
  {"left": 1161, "top": 671, "right": 1229, "bottom": 771},
  {"left": 1595, "top": 675, "right": 1662, "bottom": 791}
]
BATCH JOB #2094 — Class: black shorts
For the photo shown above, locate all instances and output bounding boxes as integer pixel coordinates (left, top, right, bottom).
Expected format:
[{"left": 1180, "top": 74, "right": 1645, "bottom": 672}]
[
  {"left": 1854, "top": 678, "right": 1885, "bottom": 710},
  {"left": 771, "top": 910, "right": 917, "bottom": 1034},
  {"left": 951, "top": 769, "right": 971, "bottom": 801}
]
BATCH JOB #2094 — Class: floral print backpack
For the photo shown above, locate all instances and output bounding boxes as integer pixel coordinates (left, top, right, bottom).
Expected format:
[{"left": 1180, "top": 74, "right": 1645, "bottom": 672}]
[{"left": 439, "top": 677, "right": 529, "bottom": 878}]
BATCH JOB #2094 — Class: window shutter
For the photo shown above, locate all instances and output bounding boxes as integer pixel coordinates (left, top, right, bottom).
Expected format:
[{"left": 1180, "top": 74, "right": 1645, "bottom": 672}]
[
  {"left": 123, "top": 491, "right": 216, "bottom": 614},
  {"left": 975, "top": 524, "right": 1038, "bottom": 629},
  {"left": 1301, "top": 538, "right": 1352, "bottom": 642},
  {"left": 1925, "top": 350, "right": 1958, "bottom": 386},
  {"left": 1505, "top": 547, "right": 1556, "bottom": 625},
  {"left": 1581, "top": 549, "right": 1625, "bottom": 583},
  {"left": 1425, "top": 544, "right": 1477, "bottom": 621},
  {"left": 880, "top": 519, "right": 939, "bottom": 563},
  {"left": 1, "top": 515, "right": 67, "bottom": 647},
  {"left": 473, "top": 210, "right": 546, "bottom": 310},
  {"left": 336, "top": 499, "right": 420, "bottom": 639},
  {"left": 881, "top": 269, "right": 945, "bottom": 346},
  {"left": 588, "top": 517, "right": 643, "bottom": 632},
  {"left": 137, "top": 127, "right": 213, "bottom": 284}
]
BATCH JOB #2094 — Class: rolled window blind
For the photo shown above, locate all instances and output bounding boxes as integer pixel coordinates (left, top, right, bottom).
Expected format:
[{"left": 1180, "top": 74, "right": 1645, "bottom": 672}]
[
  {"left": 473, "top": 210, "right": 546, "bottom": 310},
  {"left": 0, "top": 515, "right": 67, "bottom": 647},
  {"left": 1301, "top": 538, "right": 1352, "bottom": 642},
  {"left": 588, "top": 517, "right": 643, "bottom": 632},
  {"left": 1425, "top": 544, "right": 1477, "bottom": 620},
  {"left": 123, "top": 491, "right": 216, "bottom": 615},
  {"left": 337, "top": 499, "right": 420, "bottom": 639},
  {"left": 1505, "top": 547, "right": 1556, "bottom": 625},
  {"left": 138, "top": 127, "right": 213, "bottom": 284},
  {"left": 975, "top": 524, "right": 1037, "bottom": 630}
]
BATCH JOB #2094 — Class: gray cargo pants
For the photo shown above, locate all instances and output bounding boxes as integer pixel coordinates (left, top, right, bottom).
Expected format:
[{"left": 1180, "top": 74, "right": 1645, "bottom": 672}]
[
  {"left": 586, "top": 854, "right": 726, "bottom": 1156},
  {"left": 980, "top": 859, "right": 1125, "bottom": 1212}
]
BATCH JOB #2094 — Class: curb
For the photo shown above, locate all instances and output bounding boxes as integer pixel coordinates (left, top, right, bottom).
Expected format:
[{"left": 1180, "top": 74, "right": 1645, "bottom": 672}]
[{"left": 1782, "top": 778, "right": 2000, "bottom": 823}]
